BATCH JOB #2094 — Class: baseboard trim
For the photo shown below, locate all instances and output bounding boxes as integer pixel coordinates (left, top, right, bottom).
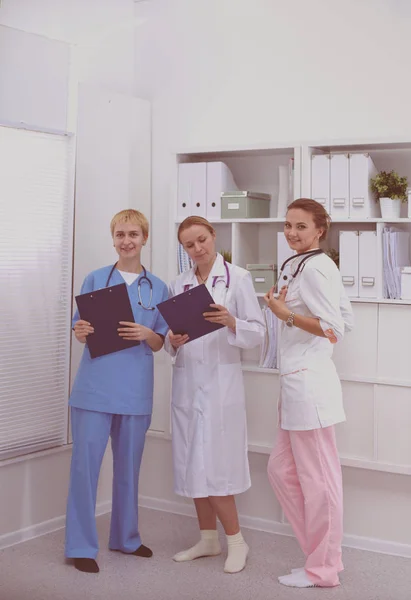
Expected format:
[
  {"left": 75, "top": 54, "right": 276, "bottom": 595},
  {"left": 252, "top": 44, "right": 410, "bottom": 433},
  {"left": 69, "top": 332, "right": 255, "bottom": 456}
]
[
  {"left": 2, "top": 496, "right": 410, "bottom": 560},
  {"left": 139, "top": 495, "right": 411, "bottom": 559},
  {"left": 0, "top": 501, "right": 112, "bottom": 551}
]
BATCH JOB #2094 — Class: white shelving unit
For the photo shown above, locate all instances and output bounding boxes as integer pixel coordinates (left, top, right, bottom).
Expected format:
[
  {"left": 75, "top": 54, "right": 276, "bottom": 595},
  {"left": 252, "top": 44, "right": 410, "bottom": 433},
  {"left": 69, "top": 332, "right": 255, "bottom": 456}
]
[{"left": 169, "top": 140, "right": 411, "bottom": 478}]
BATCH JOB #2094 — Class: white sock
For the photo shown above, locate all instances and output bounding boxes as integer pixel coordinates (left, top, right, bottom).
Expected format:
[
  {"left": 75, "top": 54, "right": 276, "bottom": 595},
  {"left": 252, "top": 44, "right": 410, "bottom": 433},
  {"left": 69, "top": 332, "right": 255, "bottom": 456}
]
[
  {"left": 172, "top": 529, "right": 221, "bottom": 562},
  {"left": 224, "top": 531, "right": 249, "bottom": 574},
  {"left": 278, "top": 571, "right": 317, "bottom": 588}
]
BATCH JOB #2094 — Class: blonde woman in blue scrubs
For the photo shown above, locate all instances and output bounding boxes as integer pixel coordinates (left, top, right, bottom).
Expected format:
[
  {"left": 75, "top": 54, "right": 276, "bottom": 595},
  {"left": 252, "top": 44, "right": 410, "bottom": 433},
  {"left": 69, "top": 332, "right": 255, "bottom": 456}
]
[{"left": 65, "top": 209, "right": 168, "bottom": 573}]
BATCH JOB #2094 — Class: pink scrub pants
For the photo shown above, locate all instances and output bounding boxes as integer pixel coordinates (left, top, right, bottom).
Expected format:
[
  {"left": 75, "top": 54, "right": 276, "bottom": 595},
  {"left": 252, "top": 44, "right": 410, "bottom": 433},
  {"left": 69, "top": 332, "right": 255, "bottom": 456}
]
[{"left": 267, "top": 426, "right": 343, "bottom": 587}]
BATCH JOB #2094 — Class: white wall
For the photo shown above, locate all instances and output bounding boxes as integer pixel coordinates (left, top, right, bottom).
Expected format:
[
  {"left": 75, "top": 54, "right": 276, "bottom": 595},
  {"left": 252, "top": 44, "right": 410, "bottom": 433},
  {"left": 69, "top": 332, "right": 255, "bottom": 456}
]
[
  {"left": 0, "top": 0, "right": 145, "bottom": 545},
  {"left": 140, "top": 0, "right": 411, "bottom": 555},
  {"left": 2, "top": 0, "right": 411, "bottom": 556},
  {"left": 150, "top": 0, "right": 411, "bottom": 281}
]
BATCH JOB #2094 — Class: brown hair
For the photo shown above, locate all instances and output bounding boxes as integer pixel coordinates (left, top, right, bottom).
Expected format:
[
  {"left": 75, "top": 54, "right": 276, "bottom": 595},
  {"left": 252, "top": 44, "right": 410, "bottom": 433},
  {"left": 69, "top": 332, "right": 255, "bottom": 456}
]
[
  {"left": 110, "top": 209, "right": 149, "bottom": 239},
  {"left": 287, "top": 198, "right": 331, "bottom": 241},
  {"left": 177, "top": 216, "right": 216, "bottom": 243}
]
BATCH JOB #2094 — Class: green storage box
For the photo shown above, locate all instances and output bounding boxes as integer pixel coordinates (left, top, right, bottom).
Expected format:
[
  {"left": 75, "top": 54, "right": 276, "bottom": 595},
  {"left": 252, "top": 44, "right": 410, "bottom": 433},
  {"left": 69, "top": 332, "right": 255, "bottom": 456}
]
[
  {"left": 221, "top": 191, "right": 271, "bottom": 219},
  {"left": 246, "top": 264, "right": 277, "bottom": 293}
]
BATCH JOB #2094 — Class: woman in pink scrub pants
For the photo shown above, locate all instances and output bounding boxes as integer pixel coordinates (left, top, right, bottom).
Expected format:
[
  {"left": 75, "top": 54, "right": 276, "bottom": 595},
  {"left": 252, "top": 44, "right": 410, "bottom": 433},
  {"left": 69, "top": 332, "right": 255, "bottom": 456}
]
[{"left": 264, "top": 198, "right": 353, "bottom": 589}]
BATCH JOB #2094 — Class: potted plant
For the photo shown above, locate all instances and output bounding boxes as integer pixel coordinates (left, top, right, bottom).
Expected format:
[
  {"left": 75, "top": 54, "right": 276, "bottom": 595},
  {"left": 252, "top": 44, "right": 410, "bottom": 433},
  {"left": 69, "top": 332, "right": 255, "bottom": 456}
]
[
  {"left": 325, "top": 248, "right": 339, "bottom": 268},
  {"left": 220, "top": 249, "right": 232, "bottom": 263},
  {"left": 370, "top": 170, "right": 408, "bottom": 219}
]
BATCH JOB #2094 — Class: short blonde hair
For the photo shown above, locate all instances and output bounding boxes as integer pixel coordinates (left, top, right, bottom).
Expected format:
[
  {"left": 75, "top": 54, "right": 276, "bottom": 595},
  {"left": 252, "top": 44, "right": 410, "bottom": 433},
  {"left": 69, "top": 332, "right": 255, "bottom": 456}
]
[
  {"left": 177, "top": 216, "right": 216, "bottom": 243},
  {"left": 110, "top": 209, "right": 149, "bottom": 238}
]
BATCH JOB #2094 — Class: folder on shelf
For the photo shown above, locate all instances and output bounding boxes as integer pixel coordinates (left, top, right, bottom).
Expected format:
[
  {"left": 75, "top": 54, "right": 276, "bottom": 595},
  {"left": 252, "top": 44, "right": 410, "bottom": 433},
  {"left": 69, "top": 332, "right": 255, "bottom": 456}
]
[
  {"left": 177, "top": 162, "right": 207, "bottom": 220},
  {"left": 75, "top": 283, "right": 140, "bottom": 359},
  {"left": 330, "top": 153, "right": 349, "bottom": 218},
  {"left": 288, "top": 157, "right": 294, "bottom": 204},
  {"left": 349, "top": 153, "right": 379, "bottom": 218},
  {"left": 206, "top": 162, "right": 237, "bottom": 219},
  {"left": 311, "top": 154, "right": 330, "bottom": 212},
  {"left": 157, "top": 284, "right": 224, "bottom": 342},
  {"left": 259, "top": 307, "right": 278, "bottom": 369},
  {"left": 382, "top": 229, "right": 394, "bottom": 299},
  {"left": 339, "top": 230, "right": 359, "bottom": 298},
  {"left": 382, "top": 228, "right": 410, "bottom": 299},
  {"left": 358, "top": 231, "right": 377, "bottom": 298},
  {"left": 177, "top": 243, "right": 193, "bottom": 274},
  {"left": 277, "top": 165, "right": 289, "bottom": 218}
]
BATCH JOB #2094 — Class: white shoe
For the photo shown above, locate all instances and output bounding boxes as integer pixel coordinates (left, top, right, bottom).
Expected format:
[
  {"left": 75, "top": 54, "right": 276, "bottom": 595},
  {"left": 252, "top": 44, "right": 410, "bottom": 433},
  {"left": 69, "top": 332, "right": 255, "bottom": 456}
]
[
  {"left": 278, "top": 571, "right": 317, "bottom": 588},
  {"left": 291, "top": 567, "right": 304, "bottom": 574}
]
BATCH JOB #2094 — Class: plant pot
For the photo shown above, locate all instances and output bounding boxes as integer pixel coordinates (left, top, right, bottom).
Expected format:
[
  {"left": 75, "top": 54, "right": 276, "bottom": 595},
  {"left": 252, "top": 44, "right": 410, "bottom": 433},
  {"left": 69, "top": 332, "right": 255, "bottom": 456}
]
[{"left": 379, "top": 197, "right": 401, "bottom": 219}]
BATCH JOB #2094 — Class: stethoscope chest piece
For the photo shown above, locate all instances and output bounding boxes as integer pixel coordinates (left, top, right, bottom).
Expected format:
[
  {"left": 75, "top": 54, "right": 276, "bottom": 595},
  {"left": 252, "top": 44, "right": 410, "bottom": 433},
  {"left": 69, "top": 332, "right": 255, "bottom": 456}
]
[
  {"left": 184, "top": 258, "right": 231, "bottom": 295},
  {"left": 106, "top": 263, "right": 155, "bottom": 311}
]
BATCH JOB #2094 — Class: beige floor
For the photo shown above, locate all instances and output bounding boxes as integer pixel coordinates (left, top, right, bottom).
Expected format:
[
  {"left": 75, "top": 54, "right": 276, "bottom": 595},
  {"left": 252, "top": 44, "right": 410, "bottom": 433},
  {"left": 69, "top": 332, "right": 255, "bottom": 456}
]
[{"left": 0, "top": 508, "right": 410, "bottom": 600}]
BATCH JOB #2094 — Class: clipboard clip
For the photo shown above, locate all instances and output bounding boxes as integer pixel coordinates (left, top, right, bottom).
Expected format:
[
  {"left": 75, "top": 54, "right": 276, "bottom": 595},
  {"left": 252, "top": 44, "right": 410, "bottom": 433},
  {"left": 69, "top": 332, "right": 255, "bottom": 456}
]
[{"left": 90, "top": 288, "right": 113, "bottom": 299}]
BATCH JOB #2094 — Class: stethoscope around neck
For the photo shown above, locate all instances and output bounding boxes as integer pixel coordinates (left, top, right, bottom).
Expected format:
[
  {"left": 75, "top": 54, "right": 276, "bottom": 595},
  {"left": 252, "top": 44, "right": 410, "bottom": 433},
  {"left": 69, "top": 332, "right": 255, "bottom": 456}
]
[
  {"left": 277, "top": 248, "right": 324, "bottom": 289},
  {"left": 184, "top": 258, "right": 231, "bottom": 293},
  {"left": 106, "top": 262, "right": 155, "bottom": 311}
]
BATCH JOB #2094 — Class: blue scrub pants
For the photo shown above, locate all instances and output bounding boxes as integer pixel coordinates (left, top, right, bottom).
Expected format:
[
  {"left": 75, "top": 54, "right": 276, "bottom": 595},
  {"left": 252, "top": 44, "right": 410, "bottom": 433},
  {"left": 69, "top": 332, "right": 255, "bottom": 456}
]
[{"left": 65, "top": 407, "right": 151, "bottom": 559}]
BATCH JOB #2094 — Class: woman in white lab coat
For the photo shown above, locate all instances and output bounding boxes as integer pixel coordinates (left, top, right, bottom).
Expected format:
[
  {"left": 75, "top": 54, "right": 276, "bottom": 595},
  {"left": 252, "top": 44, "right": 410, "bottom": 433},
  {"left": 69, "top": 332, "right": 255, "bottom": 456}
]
[
  {"left": 165, "top": 216, "right": 265, "bottom": 574},
  {"left": 264, "top": 198, "right": 353, "bottom": 589}
]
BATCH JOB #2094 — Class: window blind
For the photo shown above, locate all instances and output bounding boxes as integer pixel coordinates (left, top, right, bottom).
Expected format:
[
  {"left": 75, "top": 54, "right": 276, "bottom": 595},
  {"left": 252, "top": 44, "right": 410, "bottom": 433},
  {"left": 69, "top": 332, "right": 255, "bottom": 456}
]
[{"left": 0, "top": 126, "right": 74, "bottom": 460}]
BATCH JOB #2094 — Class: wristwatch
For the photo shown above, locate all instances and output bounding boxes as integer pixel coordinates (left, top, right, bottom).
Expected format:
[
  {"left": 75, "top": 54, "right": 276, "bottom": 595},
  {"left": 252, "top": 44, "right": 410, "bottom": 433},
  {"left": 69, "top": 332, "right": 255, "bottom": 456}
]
[{"left": 286, "top": 312, "right": 295, "bottom": 328}]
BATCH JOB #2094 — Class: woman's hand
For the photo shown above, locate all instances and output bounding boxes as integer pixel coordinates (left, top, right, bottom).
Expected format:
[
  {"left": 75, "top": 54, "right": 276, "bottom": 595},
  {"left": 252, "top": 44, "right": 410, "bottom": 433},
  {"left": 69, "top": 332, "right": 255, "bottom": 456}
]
[
  {"left": 168, "top": 331, "right": 189, "bottom": 349},
  {"left": 73, "top": 320, "right": 94, "bottom": 344},
  {"left": 118, "top": 322, "right": 153, "bottom": 342},
  {"left": 203, "top": 303, "right": 236, "bottom": 332},
  {"left": 263, "top": 286, "right": 291, "bottom": 321}
]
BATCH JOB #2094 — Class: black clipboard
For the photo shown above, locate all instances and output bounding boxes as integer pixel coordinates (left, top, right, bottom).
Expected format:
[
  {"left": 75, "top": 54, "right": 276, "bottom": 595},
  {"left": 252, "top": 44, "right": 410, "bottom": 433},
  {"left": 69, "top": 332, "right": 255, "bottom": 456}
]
[
  {"left": 75, "top": 283, "right": 140, "bottom": 359},
  {"left": 156, "top": 284, "right": 224, "bottom": 343}
]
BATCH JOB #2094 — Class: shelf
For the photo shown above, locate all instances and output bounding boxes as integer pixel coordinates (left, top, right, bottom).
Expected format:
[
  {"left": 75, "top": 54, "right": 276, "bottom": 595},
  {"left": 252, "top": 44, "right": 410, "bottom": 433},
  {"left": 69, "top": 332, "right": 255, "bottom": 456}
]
[
  {"left": 350, "top": 298, "right": 411, "bottom": 305},
  {"left": 175, "top": 218, "right": 411, "bottom": 225},
  {"left": 242, "top": 363, "right": 411, "bottom": 389},
  {"left": 306, "top": 139, "right": 411, "bottom": 152},
  {"left": 175, "top": 218, "right": 286, "bottom": 224},
  {"left": 146, "top": 433, "right": 411, "bottom": 475},
  {"left": 254, "top": 294, "right": 411, "bottom": 305},
  {"left": 330, "top": 218, "right": 411, "bottom": 224},
  {"left": 339, "top": 456, "right": 411, "bottom": 476},
  {"left": 177, "top": 143, "right": 298, "bottom": 157},
  {"left": 242, "top": 363, "right": 279, "bottom": 374},
  {"left": 247, "top": 443, "right": 411, "bottom": 475}
]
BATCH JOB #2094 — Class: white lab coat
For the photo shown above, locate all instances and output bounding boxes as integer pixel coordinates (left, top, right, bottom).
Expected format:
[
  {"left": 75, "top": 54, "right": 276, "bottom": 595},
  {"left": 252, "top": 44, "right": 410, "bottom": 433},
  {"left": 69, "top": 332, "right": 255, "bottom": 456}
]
[
  {"left": 278, "top": 252, "right": 353, "bottom": 431},
  {"left": 165, "top": 253, "right": 265, "bottom": 498}
]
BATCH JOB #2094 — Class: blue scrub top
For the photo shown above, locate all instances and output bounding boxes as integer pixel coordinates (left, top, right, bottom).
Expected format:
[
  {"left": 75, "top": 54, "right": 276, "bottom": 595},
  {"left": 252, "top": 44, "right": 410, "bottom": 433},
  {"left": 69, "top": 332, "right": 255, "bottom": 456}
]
[{"left": 69, "top": 265, "right": 169, "bottom": 416}]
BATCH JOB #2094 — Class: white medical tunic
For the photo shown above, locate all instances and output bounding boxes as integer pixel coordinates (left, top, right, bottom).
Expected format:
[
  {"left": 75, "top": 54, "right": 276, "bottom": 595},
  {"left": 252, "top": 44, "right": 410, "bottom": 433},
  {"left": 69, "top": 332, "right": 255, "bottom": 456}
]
[
  {"left": 165, "top": 254, "right": 265, "bottom": 498},
  {"left": 278, "top": 252, "right": 353, "bottom": 431}
]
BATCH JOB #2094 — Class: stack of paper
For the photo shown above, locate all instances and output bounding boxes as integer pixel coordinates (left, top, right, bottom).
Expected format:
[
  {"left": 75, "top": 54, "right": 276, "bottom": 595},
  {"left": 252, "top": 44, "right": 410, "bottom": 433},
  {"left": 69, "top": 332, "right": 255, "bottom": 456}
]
[
  {"left": 259, "top": 307, "right": 278, "bottom": 369},
  {"left": 382, "top": 227, "right": 410, "bottom": 299},
  {"left": 177, "top": 242, "right": 193, "bottom": 274},
  {"left": 277, "top": 159, "right": 295, "bottom": 218}
]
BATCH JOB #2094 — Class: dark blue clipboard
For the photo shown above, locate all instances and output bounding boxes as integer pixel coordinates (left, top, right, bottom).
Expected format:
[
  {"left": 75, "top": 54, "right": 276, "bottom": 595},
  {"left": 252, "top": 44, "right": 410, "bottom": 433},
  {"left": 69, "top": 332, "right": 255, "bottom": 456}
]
[
  {"left": 156, "top": 283, "right": 224, "bottom": 343},
  {"left": 75, "top": 283, "right": 140, "bottom": 359}
]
